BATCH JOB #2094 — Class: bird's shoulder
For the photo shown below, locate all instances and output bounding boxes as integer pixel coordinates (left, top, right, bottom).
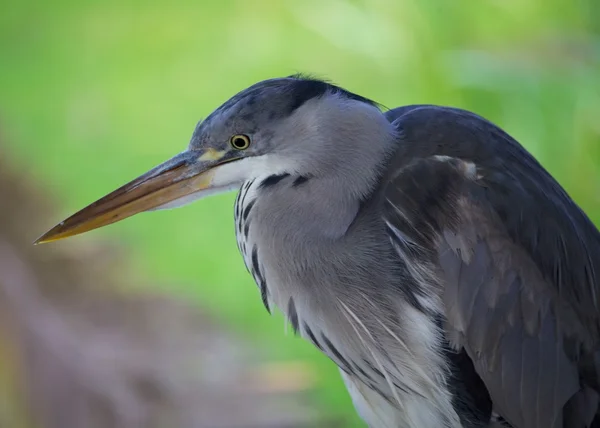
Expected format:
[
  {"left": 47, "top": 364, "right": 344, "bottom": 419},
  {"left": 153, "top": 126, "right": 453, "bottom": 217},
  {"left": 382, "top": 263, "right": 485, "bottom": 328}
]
[
  {"left": 381, "top": 104, "right": 600, "bottom": 326},
  {"left": 377, "top": 105, "right": 600, "bottom": 426}
]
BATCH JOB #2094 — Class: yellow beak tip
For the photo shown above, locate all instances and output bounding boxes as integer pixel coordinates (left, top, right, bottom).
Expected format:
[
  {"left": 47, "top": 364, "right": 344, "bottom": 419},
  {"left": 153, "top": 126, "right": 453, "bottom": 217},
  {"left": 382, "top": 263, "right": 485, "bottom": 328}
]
[
  {"left": 33, "top": 224, "right": 73, "bottom": 245},
  {"left": 33, "top": 233, "right": 57, "bottom": 245},
  {"left": 33, "top": 237, "right": 50, "bottom": 245}
]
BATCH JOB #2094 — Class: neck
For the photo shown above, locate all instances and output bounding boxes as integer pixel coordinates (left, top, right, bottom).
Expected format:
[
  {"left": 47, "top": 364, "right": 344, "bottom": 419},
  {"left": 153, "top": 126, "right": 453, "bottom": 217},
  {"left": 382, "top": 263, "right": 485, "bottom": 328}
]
[
  {"left": 231, "top": 95, "right": 398, "bottom": 247},
  {"left": 279, "top": 95, "right": 399, "bottom": 203},
  {"left": 254, "top": 129, "right": 396, "bottom": 243}
]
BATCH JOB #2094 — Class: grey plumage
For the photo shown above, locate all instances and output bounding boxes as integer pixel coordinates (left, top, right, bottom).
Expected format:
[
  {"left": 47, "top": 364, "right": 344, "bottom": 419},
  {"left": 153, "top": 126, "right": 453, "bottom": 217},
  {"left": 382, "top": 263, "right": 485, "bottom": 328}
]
[
  {"left": 38, "top": 75, "right": 600, "bottom": 428},
  {"left": 219, "top": 77, "right": 600, "bottom": 427}
]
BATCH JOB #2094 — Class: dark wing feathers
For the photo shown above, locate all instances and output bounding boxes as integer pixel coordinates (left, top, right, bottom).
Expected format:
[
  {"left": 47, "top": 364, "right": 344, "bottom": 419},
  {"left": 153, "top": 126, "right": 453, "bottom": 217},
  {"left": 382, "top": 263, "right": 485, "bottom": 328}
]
[{"left": 382, "top": 106, "right": 600, "bottom": 428}]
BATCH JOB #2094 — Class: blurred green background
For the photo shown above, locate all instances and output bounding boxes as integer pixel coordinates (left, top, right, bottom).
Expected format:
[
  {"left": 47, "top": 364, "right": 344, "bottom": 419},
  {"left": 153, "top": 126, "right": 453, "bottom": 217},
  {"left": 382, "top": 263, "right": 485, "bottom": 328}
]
[{"left": 0, "top": 0, "right": 599, "bottom": 426}]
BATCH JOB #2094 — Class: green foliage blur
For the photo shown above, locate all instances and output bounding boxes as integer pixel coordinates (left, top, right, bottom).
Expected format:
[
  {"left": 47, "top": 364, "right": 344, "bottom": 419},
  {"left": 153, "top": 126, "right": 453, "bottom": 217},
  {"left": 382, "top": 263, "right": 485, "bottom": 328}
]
[{"left": 1, "top": 0, "right": 598, "bottom": 425}]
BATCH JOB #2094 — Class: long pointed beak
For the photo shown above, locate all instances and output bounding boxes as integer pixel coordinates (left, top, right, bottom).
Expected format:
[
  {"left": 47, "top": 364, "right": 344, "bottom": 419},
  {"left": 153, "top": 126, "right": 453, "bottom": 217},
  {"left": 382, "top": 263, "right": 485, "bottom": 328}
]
[{"left": 35, "top": 149, "right": 232, "bottom": 244}]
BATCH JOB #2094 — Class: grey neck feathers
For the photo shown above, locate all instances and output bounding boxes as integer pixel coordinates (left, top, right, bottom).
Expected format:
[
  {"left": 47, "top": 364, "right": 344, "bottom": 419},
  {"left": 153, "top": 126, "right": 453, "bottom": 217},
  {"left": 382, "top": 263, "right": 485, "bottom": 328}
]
[
  {"left": 257, "top": 95, "right": 397, "bottom": 241},
  {"left": 277, "top": 94, "right": 397, "bottom": 197}
]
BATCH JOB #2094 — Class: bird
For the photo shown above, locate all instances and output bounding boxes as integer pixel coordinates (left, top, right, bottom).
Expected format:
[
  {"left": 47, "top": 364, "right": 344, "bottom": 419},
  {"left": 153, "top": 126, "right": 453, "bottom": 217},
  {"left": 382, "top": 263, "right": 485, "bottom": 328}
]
[{"left": 36, "top": 74, "right": 600, "bottom": 428}]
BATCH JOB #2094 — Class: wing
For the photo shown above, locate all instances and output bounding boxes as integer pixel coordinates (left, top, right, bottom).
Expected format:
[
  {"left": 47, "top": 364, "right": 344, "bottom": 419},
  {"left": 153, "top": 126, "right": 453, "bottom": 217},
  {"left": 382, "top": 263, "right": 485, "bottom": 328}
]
[{"left": 382, "top": 106, "right": 600, "bottom": 428}]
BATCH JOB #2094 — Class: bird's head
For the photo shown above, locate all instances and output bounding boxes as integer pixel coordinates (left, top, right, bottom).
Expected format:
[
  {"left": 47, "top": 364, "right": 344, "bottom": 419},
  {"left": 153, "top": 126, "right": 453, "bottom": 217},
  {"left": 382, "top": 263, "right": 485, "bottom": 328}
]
[{"left": 35, "top": 75, "right": 394, "bottom": 244}]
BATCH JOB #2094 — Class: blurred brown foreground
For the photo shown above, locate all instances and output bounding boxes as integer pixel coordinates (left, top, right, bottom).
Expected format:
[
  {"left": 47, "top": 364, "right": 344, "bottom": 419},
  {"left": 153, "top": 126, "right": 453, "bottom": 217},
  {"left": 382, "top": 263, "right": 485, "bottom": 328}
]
[{"left": 0, "top": 147, "right": 330, "bottom": 427}]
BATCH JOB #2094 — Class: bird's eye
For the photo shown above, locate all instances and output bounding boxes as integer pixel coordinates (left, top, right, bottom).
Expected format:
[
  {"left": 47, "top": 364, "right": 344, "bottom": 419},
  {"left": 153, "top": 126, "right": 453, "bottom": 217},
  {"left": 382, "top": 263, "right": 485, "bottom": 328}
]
[{"left": 230, "top": 134, "right": 251, "bottom": 150}]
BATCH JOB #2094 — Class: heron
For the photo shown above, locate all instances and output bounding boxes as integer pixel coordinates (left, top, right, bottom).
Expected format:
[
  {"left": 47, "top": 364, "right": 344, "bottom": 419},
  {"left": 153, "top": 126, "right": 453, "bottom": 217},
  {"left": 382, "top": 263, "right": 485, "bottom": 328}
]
[{"left": 36, "top": 75, "right": 600, "bottom": 428}]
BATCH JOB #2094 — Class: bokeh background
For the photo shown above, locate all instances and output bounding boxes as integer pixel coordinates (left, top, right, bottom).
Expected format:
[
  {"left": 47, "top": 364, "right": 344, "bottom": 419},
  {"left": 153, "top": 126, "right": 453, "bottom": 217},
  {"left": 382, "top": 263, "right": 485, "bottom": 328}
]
[{"left": 1, "top": 0, "right": 599, "bottom": 427}]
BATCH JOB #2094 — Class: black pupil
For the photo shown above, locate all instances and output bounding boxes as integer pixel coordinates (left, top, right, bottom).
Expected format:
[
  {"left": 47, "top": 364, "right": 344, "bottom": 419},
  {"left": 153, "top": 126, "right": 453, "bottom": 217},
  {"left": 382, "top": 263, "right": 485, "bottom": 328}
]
[{"left": 233, "top": 137, "right": 247, "bottom": 148}]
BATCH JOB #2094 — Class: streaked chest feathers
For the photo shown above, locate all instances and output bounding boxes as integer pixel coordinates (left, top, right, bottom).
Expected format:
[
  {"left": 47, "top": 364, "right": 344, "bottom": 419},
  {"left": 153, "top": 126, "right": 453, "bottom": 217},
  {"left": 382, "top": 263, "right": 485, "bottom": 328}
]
[{"left": 233, "top": 178, "right": 462, "bottom": 428}]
